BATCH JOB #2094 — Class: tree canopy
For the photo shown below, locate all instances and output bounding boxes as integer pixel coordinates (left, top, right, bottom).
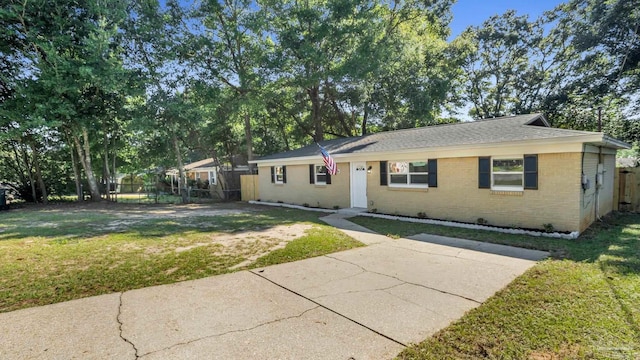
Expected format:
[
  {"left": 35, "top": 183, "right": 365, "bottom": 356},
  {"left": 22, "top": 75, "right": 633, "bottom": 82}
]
[{"left": 0, "top": 0, "right": 638, "bottom": 202}]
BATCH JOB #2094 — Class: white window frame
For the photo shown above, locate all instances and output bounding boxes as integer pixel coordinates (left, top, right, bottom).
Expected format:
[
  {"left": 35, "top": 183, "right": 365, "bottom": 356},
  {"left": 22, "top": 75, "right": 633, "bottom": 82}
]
[
  {"left": 315, "top": 165, "right": 327, "bottom": 185},
  {"left": 491, "top": 156, "right": 524, "bottom": 191},
  {"left": 388, "top": 161, "right": 429, "bottom": 188},
  {"left": 208, "top": 170, "right": 217, "bottom": 185},
  {"left": 274, "top": 165, "right": 285, "bottom": 184}
]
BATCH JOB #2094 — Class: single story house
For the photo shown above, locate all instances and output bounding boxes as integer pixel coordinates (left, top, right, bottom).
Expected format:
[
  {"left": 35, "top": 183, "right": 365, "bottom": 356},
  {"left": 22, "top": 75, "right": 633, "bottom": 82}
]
[
  {"left": 166, "top": 158, "right": 250, "bottom": 199},
  {"left": 250, "top": 114, "right": 629, "bottom": 233}
]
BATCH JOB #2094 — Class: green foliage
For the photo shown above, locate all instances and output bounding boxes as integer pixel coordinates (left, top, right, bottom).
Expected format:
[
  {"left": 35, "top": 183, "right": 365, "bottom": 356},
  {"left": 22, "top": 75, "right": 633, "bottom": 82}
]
[
  {"left": 261, "top": 0, "right": 459, "bottom": 140},
  {"left": 2, "top": 0, "right": 639, "bottom": 199}
]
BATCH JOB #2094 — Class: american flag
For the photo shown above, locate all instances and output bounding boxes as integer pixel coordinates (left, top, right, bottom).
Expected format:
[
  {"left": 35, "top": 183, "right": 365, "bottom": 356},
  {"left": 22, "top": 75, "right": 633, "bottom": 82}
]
[{"left": 318, "top": 143, "right": 337, "bottom": 175}]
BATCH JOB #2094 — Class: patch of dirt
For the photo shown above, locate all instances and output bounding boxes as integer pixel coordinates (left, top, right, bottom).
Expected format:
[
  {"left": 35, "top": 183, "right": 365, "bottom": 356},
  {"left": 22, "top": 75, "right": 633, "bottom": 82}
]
[
  {"left": 173, "top": 223, "right": 314, "bottom": 268},
  {"left": 98, "top": 220, "right": 142, "bottom": 232},
  {"left": 12, "top": 202, "right": 312, "bottom": 269},
  {"left": 19, "top": 202, "right": 263, "bottom": 224},
  {"left": 31, "top": 222, "right": 59, "bottom": 228},
  {"left": 528, "top": 344, "right": 582, "bottom": 360}
]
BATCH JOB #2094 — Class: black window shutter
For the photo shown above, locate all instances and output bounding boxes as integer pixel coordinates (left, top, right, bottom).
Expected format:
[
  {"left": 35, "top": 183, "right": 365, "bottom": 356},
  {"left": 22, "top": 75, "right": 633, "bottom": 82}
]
[
  {"left": 380, "top": 161, "right": 388, "bottom": 186},
  {"left": 478, "top": 157, "right": 490, "bottom": 189},
  {"left": 309, "top": 164, "right": 315, "bottom": 184},
  {"left": 271, "top": 166, "right": 275, "bottom": 183},
  {"left": 282, "top": 166, "right": 287, "bottom": 184},
  {"left": 524, "top": 154, "right": 538, "bottom": 190},
  {"left": 326, "top": 172, "right": 331, "bottom": 185},
  {"left": 428, "top": 159, "right": 438, "bottom": 187}
]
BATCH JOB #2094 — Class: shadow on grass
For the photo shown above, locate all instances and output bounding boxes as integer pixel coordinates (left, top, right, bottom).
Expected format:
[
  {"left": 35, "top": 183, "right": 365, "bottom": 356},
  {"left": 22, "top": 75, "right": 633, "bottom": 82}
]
[
  {"left": 0, "top": 203, "right": 328, "bottom": 242},
  {"left": 570, "top": 213, "right": 640, "bottom": 270},
  {"left": 351, "top": 212, "right": 640, "bottom": 273},
  {"left": 393, "top": 213, "right": 640, "bottom": 359}
]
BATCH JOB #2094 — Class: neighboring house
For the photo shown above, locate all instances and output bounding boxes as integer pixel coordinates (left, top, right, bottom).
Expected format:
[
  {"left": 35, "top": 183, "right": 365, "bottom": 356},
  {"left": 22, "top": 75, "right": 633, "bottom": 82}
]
[
  {"left": 167, "top": 158, "right": 250, "bottom": 199},
  {"left": 250, "top": 114, "right": 629, "bottom": 233},
  {"left": 166, "top": 158, "right": 218, "bottom": 193}
]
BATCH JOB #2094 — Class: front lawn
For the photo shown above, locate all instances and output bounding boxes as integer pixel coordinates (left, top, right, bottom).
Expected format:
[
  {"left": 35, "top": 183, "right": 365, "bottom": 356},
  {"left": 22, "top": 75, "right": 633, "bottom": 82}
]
[
  {"left": 0, "top": 203, "right": 362, "bottom": 313},
  {"left": 351, "top": 214, "right": 640, "bottom": 359}
]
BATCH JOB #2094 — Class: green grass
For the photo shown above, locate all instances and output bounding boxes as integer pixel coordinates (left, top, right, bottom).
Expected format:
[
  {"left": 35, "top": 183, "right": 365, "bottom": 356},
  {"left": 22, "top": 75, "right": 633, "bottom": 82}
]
[
  {"left": 350, "top": 214, "right": 640, "bottom": 359},
  {"left": 0, "top": 203, "right": 362, "bottom": 313},
  {"left": 250, "top": 226, "right": 363, "bottom": 268}
]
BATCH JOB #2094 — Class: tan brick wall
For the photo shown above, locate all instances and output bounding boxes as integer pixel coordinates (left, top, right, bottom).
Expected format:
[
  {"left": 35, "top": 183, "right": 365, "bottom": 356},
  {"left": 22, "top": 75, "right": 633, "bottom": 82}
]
[
  {"left": 258, "top": 163, "right": 351, "bottom": 209},
  {"left": 256, "top": 152, "right": 611, "bottom": 232},
  {"left": 367, "top": 153, "right": 583, "bottom": 232}
]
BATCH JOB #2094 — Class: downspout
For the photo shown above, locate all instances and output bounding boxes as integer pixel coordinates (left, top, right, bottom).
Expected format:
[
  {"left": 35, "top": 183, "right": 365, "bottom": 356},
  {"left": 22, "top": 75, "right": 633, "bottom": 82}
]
[
  {"left": 595, "top": 146, "right": 603, "bottom": 221},
  {"left": 580, "top": 144, "right": 587, "bottom": 230}
]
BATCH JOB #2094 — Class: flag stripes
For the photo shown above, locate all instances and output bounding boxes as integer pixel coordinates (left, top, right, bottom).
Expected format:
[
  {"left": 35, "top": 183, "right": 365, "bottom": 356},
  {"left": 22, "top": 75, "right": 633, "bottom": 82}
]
[{"left": 318, "top": 144, "right": 337, "bottom": 175}]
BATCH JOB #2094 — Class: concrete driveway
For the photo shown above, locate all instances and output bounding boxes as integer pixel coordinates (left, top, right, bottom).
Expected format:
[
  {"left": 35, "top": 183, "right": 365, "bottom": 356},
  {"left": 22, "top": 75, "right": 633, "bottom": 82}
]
[{"left": 0, "top": 214, "right": 547, "bottom": 360}]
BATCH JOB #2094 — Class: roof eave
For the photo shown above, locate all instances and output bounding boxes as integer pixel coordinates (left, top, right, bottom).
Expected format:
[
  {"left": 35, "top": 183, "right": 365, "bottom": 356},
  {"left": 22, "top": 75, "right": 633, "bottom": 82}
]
[
  {"left": 599, "top": 135, "right": 631, "bottom": 149},
  {"left": 251, "top": 134, "right": 626, "bottom": 165}
]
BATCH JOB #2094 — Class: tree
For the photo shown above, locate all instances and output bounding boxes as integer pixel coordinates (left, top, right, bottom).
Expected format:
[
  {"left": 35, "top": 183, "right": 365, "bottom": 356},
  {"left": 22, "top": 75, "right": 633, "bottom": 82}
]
[
  {"left": 123, "top": 0, "right": 198, "bottom": 192},
  {"left": 564, "top": 0, "right": 640, "bottom": 110},
  {"left": 186, "top": 0, "right": 271, "bottom": 167},
  {"left": 459, "top": 11, "right": 546, "bottom": 119},
  {"left": 2, "top": 0, "right": 139, "bottom": 201},
  {"left": 262, "top": 0, "right": 458, "bottom": 141}
]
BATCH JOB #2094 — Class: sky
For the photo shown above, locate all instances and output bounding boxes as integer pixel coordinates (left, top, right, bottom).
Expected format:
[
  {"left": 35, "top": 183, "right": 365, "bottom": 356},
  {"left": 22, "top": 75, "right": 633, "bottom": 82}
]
[{"left": 449, "top": 0, "right": 566, "bottom": 39}]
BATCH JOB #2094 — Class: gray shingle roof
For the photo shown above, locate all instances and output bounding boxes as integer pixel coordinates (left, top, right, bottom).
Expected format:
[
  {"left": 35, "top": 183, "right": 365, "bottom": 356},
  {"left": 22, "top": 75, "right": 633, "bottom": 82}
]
[{"left": 254, "top": 114, "right": 624, "bottom": 161}]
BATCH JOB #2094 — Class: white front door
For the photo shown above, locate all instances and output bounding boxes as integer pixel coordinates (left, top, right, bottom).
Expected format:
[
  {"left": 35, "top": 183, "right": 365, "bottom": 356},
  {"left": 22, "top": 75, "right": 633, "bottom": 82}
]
[{"left": 350, "top": 162, "right": 368, "bottom": 208}]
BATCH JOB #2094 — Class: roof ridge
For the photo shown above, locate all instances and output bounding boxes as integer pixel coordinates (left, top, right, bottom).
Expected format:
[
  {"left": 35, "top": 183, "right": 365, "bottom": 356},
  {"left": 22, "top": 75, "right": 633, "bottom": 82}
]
[
  {"left": 319, "top": 114, "right": 543, "bottom": 143},
  {"left": 373, "top": 113, "right": 542, "bottom": 134}
]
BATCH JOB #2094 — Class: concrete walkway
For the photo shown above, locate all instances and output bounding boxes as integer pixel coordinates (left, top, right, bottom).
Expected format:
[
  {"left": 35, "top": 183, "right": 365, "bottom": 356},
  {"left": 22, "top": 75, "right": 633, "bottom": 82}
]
[{"left": 0, "top": 214, "right": 548, "bottom": 360}]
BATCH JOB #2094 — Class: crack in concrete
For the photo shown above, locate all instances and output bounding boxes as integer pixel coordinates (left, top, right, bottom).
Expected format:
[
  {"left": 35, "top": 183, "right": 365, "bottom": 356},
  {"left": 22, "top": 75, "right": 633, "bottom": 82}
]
[
  {"left": 251, "top": 271, "right": 407, "bottom": 348},
  {"left": 265, "top": 267, "right": 368, "bottom": 294},
  {"left": 381, "top": 287, "right": 458, "bottom": 320},
  {"left": 138, "top": 305, "right": 320, "bottom": 358},
  {"left": 383, "top": 241, "right": 478, "bottom": 262},
  {"left": 324, "top": 254, "right": 482, "bottom": 305},
  {"left": 117, "top": 292, "right": 140, "bottom": 359},
  {"left": 311, "top": 282, "right": 405, "bottom": 300}
]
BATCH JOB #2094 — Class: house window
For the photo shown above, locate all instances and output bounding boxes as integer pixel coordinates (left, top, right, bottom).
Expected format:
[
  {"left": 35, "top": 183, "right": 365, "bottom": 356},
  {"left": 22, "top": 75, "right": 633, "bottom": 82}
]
[
  {"left": 388, "top": 161, "right": 428, "bottom": 187},
  {"left": 208, "top": 171, "right": 217, "bottom": 185},
  {"left": 274, "top": 166, "right": 285, "bottom": 184},
  {"left": 315, "top": 165, "right": 328, "bottom": 185},
  {"left": 492, "top": 158, "right": 524, "bottom": 190}
]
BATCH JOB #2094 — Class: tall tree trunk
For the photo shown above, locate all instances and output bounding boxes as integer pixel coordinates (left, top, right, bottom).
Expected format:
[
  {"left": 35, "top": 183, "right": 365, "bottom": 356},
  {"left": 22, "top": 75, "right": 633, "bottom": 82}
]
[
  {"left": 72, "top": 127, "right": 101, "bottom": 201},
  {"left": 9, "top": 142, "right": 30, "bottom": 198},
  {"left": 112, "top": 145, "right": 117, "bottom": 202},
  {"left": 244, "top": 112, "right": 254, "bottom": 171},
  {"left": 30, "top": 142, "right": 48, "bottom": 204},
  {"left": 20, "top": 143, "right": 37, "bottom": 203},
  {"left": 103, "top": 132, "right": 111, "bottom": 201},
  {"left": 70, "top": 143, "right": 82, "bottom": 200},
  {"left": 210, "top": 148, "right": 226, "bottom": 199},
  {"left": 172, "top": 132, "right": 185, "bottom": 196},
  {"left": 309, "top": 85, "right": 323, "bottom": 142},
  {"left": 276, "top": 118, "right": 291, "bottom": 151},
  {"left": 362, "top": 104, "right": 369, "bottom": 135}
]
